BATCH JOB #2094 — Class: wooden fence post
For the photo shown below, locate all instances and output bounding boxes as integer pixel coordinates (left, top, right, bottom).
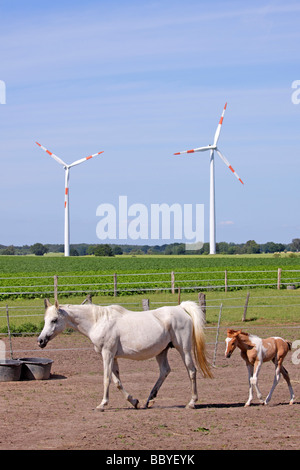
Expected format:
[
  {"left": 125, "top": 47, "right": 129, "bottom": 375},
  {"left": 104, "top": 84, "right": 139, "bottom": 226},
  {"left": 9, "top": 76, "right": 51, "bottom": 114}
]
[
  {"left": 142, "top": 299, "right": 150, "bottom": 311},
  {"left": 171, "top": 271, "right": 175, "bottom": 294},
  {"left": 198, "top": 292, "right": 206, "bottom": 323},
  {"left": 54, "top": 275, "right": 58, "bottom": 302},
  {"left": 277, "top": 268, "right": 282, "bottom": 290},
  {"left": 81, "top": 294, "right": 92, "bottom": 304},
  {"left": 225, "top": 270, "right": 228, "bottom": 292},
  {"left": 242, "top": 292, "right": 250, "bottom": 322},
  {"left": 114, "top": 273, "right": 117, "bottom": 297},
  {"left": 178, "top": 286, "right": 181, "bottom": 304}
]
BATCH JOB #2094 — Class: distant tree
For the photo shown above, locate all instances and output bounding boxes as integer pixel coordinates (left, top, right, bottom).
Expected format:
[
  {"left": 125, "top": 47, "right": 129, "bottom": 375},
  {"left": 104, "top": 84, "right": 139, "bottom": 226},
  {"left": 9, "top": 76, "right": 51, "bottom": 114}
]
[
  {"left": 30, "top": 243, "right": 49, "bottom": 256},
  {"left": 112, "top": 246, "right": 123, "bottom": 255},
  {"left": 291, "top": 238, "right": 300, "bottom": 252},
  {"left": 217, "top": 242, "right": 230, "bottom": 254},
  {"left": 94, "top": 244, "right": 114, "bottom": 256},
  {"left": 2, "top": 245, "right": 15, "bottom": 255},
  {"left": 87, "top": 245, "right": 96, "bottom": 255},
  {"left": 243, "top": 240, "right": 260, "bottom": 254},
  {"left": 261, "top": 242, "right": 286, "bottom": 253},
  {"left": 164, "top": 245, "right": 174, "bottom": 255},
  {"left": 175, "top": 244, "right": 186, "bottom": 255},
  {"left": 70, "top": 248, "right": 79, "bottom": 256}
]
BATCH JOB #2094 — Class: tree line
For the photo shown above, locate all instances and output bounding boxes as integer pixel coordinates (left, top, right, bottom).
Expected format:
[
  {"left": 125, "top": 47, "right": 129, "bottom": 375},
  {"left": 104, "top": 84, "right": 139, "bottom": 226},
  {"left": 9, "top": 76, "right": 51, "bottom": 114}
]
[{"left": 0, "top": 239, "right": 300, "bottom": 256}]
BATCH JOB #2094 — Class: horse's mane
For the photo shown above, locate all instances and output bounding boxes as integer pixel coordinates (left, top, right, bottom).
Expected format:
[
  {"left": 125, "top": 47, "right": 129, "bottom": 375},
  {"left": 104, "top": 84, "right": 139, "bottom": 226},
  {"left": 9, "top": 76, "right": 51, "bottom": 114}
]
[
  {"left": 93, "top": 304, "right": 129, "bottom": 321},
  {"left": 227, "top": 329, "right": 249, "bottom": 337}
]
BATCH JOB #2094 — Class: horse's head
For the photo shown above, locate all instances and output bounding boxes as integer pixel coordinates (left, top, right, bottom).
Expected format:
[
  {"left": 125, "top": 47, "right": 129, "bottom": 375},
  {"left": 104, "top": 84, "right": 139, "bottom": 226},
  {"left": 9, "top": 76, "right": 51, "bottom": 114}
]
[
  {"left": 38, "top": 299, "right": 67, "bottom": 348},
  {"left": 225, "top": 329, "right": 242, "bottom": 358}
]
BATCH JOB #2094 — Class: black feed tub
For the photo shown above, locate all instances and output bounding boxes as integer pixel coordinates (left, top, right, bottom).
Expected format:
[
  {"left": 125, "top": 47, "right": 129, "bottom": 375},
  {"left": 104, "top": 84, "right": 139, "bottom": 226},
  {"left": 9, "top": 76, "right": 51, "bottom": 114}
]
[
  {"left": 0, "top": 359, "right": 22, "bottom": 382},
  {"left": 19, "top": 357, "right": 53, "bottom": 380}
]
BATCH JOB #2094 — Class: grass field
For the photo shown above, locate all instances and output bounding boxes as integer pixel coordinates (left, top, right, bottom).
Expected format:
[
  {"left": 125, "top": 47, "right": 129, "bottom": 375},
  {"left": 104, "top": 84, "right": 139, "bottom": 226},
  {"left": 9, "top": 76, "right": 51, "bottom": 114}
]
[{"left": 0, "top": 254, "right": 299, "bottom": 334}]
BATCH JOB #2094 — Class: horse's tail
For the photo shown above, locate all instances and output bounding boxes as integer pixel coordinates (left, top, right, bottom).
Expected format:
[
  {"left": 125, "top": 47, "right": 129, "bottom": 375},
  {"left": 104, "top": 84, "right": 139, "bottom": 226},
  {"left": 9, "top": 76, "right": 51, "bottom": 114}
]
[
  {"left": 286, "top": 340, "right": 292, "bottom": 351},
  {"left": 180, "top": 301, "right": 213, "bottom": 378}
]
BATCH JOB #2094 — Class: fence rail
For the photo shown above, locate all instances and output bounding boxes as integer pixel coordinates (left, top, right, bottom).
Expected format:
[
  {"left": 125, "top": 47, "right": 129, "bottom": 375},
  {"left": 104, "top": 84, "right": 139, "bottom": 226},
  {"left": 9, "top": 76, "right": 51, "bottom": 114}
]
[
  {"left": 0, "top": 268, "right": 300, "bottom": 299},
  {"left": 1, "top": 296, "right": 299, "bottom": 367}
]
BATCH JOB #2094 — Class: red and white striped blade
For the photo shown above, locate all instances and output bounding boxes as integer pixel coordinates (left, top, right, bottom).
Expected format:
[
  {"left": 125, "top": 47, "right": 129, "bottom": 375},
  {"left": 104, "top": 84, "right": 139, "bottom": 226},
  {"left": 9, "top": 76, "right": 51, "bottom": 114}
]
[
  {"left": 216, "top": 149, "right": 244, "bottom": 185},
  {"left": 36, "top": 142, "right": 67, "bottom": 167},
  {"left": 213, "top": 102, "right": 227, "bottom": 147},
  {"left": 69, "top": 151, "right": 104, "bottom": 168},
  {"left": 64, "top": 167, "right": 70, "bottom": 209},
  {"left": 174, "top": 145, "right": 212, "bottom": 155}
]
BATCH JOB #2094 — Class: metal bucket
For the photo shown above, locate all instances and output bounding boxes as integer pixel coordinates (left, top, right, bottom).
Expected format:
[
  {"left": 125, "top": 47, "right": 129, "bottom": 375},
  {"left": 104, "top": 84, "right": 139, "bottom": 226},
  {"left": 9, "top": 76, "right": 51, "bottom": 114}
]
[
  {"left": 0, "top": 359, "right": 22, "bottom": 382},
  {"left": 19, "top": 357, "right": 53, "bottom": 380}
]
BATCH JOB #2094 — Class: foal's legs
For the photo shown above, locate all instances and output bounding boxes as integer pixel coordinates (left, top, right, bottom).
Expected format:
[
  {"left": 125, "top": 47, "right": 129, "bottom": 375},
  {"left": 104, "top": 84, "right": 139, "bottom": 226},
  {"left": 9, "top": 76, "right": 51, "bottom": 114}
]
[
  {"left": 264, "top": 358, "right": 281, "bottom": 405},
  {"left": 264, "top": 358, "right": 295, "bottom": 405},
  {"left": 280, "top": 365, "right": 295, "bottom": 405},
  {"left": 111, "top": 359, "right": 139, "bottom": 409},
  {"left": 145, "top": 348, "right": 171, "bottom": 408},
  {"left": 245, "top": 360, "right": 263, "bottom": 407}
]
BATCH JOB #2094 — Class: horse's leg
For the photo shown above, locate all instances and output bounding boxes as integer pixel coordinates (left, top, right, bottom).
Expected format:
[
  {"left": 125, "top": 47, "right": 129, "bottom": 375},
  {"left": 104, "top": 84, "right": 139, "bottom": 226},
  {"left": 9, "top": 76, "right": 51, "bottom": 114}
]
[
  {"left": 178, "top": 349, "right": 198, "bottom": 409},
  {"left": 245, "top": 360, "right": 263, "bottom": 406},
  {"left": 96, "top": 349, "right": 114, "bottom": 411},
  {"left": 245, "top": 362, "right": 254, "bottom": 407},
  {"left": 264, "top": 358, "right": 280, "bottom": 405},
  {"left": 280, "top": 364, "right": 295, "bottom": 405},
  {"left": 145, "top": 348, "right": 171, "bottom": 408},
  {"left": 111, "top": 359, "right": 139, "bottom": 409},
  {"left": 252, "top": 360, "right": 264, "bottom": 404}
]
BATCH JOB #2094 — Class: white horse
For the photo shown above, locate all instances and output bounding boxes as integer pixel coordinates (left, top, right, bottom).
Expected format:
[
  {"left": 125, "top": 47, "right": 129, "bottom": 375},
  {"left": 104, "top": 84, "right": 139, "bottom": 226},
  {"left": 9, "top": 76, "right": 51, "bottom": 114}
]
[{"left": 38, "top": 299, "right": 212, "bottom": 411}]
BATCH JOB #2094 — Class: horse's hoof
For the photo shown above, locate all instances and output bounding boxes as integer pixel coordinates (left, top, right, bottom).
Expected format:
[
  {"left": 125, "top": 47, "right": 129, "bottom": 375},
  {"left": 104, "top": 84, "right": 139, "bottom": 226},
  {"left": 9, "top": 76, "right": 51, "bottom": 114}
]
[
  {"left": 244, "top": 403, "right": 250, "bottom": 407},
  {"left": 263, "top": 401, "right": 268, "bottom": 406},
  {"left": 95, "top": 405, "right": 105, "bottom": 412},
  {"left": 132, "top": 399, "right": 139, "bottom": 409},
  {"left": 145, "top": 400, "right": 154, "bottom": 409},
  {"left": 289, "top": 400, "right": 295, "bottom": 405},
  {"left": 185, "top": 402, "right": 196, "bottom": 409}
]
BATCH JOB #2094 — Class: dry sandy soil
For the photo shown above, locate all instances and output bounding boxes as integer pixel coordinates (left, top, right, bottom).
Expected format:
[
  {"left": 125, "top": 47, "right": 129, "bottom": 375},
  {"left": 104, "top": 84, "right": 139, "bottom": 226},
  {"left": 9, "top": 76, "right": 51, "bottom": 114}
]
[{"left": 0, "top": 332, "right": 299, "bottom": 451}]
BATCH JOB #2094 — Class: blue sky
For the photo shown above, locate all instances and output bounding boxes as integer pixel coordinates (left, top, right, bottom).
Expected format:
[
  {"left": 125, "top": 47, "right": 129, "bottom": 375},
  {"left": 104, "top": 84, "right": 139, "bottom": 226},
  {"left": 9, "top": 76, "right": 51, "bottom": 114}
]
[{"left": 0, "top": 0, "right": 300, "bottom": 247}]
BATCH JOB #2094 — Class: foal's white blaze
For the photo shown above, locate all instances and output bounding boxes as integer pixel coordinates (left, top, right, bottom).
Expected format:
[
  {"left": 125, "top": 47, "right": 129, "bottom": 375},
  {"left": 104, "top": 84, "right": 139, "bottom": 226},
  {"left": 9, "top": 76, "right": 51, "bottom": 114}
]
[{"left": 225, "top": 337, "right": 232, "bottom": 356}]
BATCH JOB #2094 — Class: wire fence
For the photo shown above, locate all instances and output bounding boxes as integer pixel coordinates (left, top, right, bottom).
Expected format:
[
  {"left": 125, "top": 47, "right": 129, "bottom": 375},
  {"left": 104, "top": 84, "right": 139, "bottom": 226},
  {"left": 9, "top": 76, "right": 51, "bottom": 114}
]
[
  {"left": 0, "top": 267, "right": 300, "bottom": 299},
  {"left": 0, "top": 297, "right": 299, "bottom": 368},
  {"left": 1, "top": 292, "right": 299, "bottom": 341}
]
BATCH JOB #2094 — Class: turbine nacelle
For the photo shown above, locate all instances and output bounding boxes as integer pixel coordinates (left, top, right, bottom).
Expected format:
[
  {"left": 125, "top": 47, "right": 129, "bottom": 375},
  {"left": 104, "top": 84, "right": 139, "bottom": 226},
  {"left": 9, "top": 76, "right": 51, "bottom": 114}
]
[{"left": 173, "top": 103, "right": 244, "bottom": 184}]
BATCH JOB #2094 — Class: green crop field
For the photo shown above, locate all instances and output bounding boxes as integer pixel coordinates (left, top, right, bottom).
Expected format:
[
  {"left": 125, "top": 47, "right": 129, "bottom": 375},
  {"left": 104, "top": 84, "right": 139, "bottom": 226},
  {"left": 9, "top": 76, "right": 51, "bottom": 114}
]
[{"left": 0, "top": 253, "right": 300, "bottom": 300}]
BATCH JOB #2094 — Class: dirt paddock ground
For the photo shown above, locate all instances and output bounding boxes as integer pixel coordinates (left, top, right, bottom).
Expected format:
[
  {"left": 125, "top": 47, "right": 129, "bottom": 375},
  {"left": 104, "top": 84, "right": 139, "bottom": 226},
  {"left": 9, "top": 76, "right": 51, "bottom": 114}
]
[{"left": 0, "top": 333, "right": 299, "bottom": 451}]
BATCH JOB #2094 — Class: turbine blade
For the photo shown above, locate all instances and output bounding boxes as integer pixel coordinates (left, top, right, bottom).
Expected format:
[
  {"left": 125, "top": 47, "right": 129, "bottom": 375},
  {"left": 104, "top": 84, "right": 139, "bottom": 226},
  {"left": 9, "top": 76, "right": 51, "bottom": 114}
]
[
  {"left": 216, "top": 149, "right": 244, "bottom": 185},
  {"left": 64, "top": 167, "right": 70, "bottom": 209},
  {"left": 213, "top": 102, "right": 227, "bottom": 146},
  {"left": 69, "top": 151, "right": 104, "bottom": 168},
  {"left": 174, "top": 145, "right": 212, "bottom": 155},
  {"left": 36, "top": 142, "right": 67, "bottom": 167}
]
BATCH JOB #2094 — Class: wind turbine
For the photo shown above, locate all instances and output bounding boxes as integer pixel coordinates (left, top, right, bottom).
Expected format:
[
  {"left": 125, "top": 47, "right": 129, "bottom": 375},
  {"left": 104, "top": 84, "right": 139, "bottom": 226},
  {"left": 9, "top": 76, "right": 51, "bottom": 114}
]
[
  {"left": 174, "top": 103, "right": 244, "bottom": 255},
  {"left": 36, "top": 142, "right": 104, "bottom": 257}
]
